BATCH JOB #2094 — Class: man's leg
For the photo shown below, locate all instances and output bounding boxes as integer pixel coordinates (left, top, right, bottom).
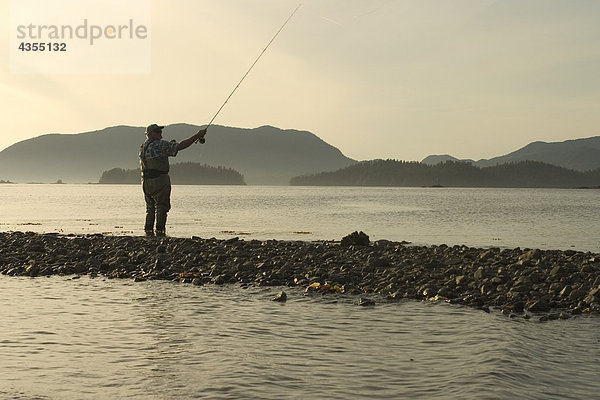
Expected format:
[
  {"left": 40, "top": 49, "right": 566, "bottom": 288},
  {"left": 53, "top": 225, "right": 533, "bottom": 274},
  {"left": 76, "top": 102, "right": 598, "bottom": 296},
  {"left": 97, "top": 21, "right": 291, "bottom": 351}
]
[
  {"left": 143, "top": 181, "right": 156, "bottom": 236},
  {"left": 155, "top": 179, "right": 172, "bottom": 236}
]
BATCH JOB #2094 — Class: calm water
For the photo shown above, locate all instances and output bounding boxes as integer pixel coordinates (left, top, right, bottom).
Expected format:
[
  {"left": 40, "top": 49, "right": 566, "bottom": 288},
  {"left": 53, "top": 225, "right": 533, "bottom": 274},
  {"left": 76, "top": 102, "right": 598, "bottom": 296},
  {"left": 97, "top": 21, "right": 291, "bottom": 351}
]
[
  {"left": 0, "top": 184, "right": 599, "bottom": 251},
  {"left": 1, "top": 276, "right": 600, "bottom": 400},
  {"left": 2, "top": 185, "right": 600, "bottom": 399}
]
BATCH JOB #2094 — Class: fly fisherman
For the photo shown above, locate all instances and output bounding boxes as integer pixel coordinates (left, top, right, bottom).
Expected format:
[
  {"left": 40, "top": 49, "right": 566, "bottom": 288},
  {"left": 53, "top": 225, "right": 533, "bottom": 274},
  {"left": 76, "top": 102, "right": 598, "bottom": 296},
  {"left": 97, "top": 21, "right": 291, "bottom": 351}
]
[{"left": 140, "top": 124, "right": 206, "bottom": 236}]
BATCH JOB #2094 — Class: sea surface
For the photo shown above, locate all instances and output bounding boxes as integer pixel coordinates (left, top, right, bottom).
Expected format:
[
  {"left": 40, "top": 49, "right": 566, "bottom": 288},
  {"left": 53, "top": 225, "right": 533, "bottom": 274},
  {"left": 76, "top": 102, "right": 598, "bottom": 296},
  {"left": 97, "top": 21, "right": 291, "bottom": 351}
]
[
  {"left": 1, "top": 276, "right": 600, "bottom": 400},
  {"left": 1, "top": 184, "right": 599, "bottom": 251},
  {"left": 2, "top": 184, "right": 600, "bottom": 399}
]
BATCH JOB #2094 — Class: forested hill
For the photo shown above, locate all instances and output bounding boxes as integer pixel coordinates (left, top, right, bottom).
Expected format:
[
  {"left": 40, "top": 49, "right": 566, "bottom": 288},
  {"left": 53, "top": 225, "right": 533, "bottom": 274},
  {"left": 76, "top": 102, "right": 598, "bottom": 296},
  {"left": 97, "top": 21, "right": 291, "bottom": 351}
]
[
  {"left": 290, "top": 159, "right": 600, "bottom": 188},
  {"left": 0, "top": 124, "right": 355, "bottom": 185},
  {"left": 99, "top": 162, "right": 246, "bottom": 185}
]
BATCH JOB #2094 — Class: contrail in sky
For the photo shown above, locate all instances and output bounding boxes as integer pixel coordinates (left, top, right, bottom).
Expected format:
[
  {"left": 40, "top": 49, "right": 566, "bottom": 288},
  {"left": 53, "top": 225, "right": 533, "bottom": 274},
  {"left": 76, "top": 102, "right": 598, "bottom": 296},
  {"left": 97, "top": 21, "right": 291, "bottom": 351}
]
[{"left": 319, "top": 15, "right": 344, "bottom": 27}]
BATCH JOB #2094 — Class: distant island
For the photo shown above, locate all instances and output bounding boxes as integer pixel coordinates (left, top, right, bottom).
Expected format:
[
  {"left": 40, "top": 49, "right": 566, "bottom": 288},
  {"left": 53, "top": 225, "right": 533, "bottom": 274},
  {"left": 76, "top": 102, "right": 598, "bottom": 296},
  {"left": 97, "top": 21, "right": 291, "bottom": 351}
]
[
  {"left": 290, "top": 159, "right": 600, "bottom": 188},
  {"left": 0, "top": 179, "right": 15, "bottom": 184},
  {"left": 99, "top": 162, "right": 246, "bottom": 185}
]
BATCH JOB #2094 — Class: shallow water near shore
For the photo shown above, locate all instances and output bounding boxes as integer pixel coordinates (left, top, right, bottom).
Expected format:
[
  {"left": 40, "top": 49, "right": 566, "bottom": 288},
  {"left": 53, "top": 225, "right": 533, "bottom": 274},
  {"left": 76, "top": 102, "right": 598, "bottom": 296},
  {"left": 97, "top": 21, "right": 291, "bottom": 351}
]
[
  {"left": 1, "top": 276, "right": 599, "bottom": 399},
  {"left": 1, "top": 184, "right": 599, "bottom": 251}
]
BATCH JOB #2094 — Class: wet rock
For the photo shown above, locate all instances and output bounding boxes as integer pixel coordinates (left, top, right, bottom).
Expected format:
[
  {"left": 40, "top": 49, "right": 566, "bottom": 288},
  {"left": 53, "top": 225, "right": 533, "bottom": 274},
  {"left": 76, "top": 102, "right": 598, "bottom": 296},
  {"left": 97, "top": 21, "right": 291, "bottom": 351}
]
[
  {"left": 359, "top": 297, "right": 375, "bottom": 306},
  {"left": 273, "top": 291, "right": 287, "bottom": 302},
  {"left": 519, "top": 249, "right": 542, "bottom": 262},
  {"left": 25, "top": 263, "right": 39, "bottom": 277},
  {"left": 584, "top": 286, "right": 600, "bottom": 305},
  {"left": 341, "top": 231, "right": 370, "bottom": 247},
  {"left": 437, "top": 286, "right": 455, "bottom": 299},
  {"left": 474, "top": 266, "right": 493, "bottom": 280},
  {"left": 526, "top": 300, "right": 550, "bottom": 313},
  {"left": 479, "top": 249, "right": 496, "bottom": 262}
]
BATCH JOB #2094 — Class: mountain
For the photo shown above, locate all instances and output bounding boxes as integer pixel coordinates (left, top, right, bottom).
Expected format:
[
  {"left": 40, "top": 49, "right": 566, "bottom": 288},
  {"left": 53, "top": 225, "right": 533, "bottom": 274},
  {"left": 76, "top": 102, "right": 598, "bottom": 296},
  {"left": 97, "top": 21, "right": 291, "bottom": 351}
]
[
  {"left": 290, "top": 159, "right": 600, "bottom": 188},
  {"left": 0, "top": 124, "right": 356, "bottom": 184},
  {"left": 476, "top": 137, "right": 600, "bottom": 171},
  {"left": 421, "top": 137, "right": 600, "bottom": 171}
]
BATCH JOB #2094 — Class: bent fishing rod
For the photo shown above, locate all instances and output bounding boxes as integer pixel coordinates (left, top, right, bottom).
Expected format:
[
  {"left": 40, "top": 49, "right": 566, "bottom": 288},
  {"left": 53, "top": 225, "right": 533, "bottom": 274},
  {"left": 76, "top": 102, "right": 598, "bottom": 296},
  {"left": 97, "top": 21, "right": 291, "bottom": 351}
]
[{"left": 196, "top": 3, "right": 302, "bottom": 144}]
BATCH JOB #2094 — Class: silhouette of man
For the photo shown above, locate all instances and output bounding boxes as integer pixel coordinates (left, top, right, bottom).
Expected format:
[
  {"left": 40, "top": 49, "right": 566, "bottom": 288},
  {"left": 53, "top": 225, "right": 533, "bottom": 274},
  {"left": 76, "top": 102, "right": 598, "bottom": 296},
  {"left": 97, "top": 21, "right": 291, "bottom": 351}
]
[{"left": 140, "top": 124, "right": 206, "bottom": 236}]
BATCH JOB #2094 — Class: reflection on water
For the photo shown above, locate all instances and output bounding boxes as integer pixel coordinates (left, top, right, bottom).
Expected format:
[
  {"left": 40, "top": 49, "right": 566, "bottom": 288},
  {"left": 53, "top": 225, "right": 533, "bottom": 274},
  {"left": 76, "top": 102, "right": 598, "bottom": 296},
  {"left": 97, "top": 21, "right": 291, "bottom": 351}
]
[
  {"left": 1, "top": 184, "right": 599, "bottom": 251},
  {"left": 1, "top": 276, "right": 600, "bottom": 399}
]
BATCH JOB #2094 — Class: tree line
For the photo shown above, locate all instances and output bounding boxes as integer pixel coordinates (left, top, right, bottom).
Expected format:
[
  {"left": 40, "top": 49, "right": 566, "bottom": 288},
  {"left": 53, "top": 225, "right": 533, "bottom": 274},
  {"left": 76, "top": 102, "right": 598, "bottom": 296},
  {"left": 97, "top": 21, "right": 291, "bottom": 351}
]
[
  {"left": 289, "top": 160, "right": 600, "bottom": 188},
  {"left": 99, "top": 162, "right": 246, "bottom": 185}
]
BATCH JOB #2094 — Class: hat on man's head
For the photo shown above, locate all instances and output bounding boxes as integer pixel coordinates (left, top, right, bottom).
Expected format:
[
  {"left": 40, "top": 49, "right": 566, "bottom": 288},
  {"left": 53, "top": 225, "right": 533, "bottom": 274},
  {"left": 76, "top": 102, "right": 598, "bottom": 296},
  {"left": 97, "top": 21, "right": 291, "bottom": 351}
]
[{"left": 146, "top": 124, "right": 165, "bottom": 134}]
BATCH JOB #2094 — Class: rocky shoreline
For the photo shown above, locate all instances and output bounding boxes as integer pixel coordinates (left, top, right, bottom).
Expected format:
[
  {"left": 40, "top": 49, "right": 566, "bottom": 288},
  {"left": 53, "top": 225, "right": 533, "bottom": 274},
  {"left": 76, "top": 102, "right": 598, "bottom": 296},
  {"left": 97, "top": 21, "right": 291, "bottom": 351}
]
[{"left": 2, "top": 231, "right": 599, "bottom": 320}]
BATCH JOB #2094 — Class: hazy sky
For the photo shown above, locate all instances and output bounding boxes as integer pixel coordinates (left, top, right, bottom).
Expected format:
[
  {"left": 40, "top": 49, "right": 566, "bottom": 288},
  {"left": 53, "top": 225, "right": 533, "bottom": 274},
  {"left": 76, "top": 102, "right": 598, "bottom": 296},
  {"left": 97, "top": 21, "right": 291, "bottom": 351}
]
[{"left": 1, "top": 0, "right": 599, "bottom": 161}]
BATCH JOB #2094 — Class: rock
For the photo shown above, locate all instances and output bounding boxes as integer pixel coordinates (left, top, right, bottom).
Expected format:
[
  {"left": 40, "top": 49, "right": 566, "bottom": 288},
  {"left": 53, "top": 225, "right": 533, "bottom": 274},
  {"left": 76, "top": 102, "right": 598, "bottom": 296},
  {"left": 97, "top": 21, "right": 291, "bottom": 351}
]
[
  {"left": 474, "top": 266, "right": 493, "bottom": 280},
  {"left": 526, "top": 300, "right": 550, "bottom": 313},
  {"left": 559, "top": 285, "right": 571, "bottom": 297},
  {"left": 559, "top": 312, "right": 571, "bottom": 320},
  {"left": 437, "top": 286, "right": 455, "bottom": 299},
  {"left": 444, "top": 256, "right": 462, "bottom": 266},
  {"left": 273, "top": 291, "right": 287, "bottom": 302},
  {"left": 569, "top": 287, "right": 588, "bottom": 303},
  {"left": 455, "top": 275, "right": 467, "bottom": 286},
  {"left": 341, "top": 231, "right": 370, "bottom": 247},
  {"left": 25, "top": 263, "right": 39, "bottom": 277},
  {"left": 584, "top": 286, "right": 600, "bottom": 305},
  {"left": 359, "top": 297, "right": 375, "bottom": 306},
  {"left": 519, "top": 249, "right": 542, "bottom": 262},
  {"left": 550, "top": 264, "right": 569, "bottom": 277},
  {"left": 479, "top": 249, "right": 496, "bottom": 262}
]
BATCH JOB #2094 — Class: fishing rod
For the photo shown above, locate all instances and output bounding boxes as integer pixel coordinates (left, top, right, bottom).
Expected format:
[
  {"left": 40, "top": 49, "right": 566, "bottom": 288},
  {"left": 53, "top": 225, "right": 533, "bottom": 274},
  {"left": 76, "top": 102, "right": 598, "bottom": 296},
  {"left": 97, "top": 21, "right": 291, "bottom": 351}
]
[{"left": 196, "top": 3, "right": 302, "bottom": 144}]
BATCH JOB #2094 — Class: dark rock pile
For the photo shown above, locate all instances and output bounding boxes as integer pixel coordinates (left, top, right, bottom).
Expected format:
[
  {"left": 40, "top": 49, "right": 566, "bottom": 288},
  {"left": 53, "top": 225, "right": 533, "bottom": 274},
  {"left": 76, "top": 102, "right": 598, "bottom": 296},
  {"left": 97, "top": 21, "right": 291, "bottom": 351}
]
[{"left": 1, "top": 231, "right": 600, "bottom": 320}]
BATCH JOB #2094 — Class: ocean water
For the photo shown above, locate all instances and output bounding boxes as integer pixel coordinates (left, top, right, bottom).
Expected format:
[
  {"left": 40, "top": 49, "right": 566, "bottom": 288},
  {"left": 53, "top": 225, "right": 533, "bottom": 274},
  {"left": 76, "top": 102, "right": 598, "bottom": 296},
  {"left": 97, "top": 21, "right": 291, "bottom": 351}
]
[
  {"left": 1, "top": 276, "right": 599, "bottom": 400},
  {"left": 0, "top": 184, "right": 599, "bottom": 251},
  {"left": 2, "top": 184, "right": 600, "bottom": 399}
]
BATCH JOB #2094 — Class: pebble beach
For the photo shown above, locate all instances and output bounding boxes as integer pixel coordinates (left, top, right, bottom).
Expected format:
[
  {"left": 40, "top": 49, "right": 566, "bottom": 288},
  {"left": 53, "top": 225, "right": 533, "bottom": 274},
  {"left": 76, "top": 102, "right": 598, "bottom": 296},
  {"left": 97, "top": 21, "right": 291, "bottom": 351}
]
[{"left": 2, "top": 230, "right": 600, "bottom": 321}]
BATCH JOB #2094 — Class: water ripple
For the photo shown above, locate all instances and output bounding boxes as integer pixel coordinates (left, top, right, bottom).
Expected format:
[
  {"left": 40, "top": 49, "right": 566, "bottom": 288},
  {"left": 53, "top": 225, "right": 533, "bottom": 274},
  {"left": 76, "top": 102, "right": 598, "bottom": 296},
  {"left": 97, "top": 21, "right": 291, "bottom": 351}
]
[{"left": 1, "top": 276, "right": 600, "bottom": 399}]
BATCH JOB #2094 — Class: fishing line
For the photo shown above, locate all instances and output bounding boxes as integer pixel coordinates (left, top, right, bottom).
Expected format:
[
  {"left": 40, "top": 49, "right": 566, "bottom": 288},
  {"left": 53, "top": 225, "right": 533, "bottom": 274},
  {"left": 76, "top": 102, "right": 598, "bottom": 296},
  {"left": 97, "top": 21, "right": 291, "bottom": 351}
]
[{"left": 197, "top": 3, "right": 302, "bottom": 143}]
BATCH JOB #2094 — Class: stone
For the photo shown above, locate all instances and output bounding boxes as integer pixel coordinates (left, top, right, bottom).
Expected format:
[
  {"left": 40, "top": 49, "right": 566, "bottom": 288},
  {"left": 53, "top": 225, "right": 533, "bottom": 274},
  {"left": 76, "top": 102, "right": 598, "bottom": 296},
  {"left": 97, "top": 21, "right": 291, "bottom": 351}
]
[
  {"left": 359, "top": 297, "right": 375, "bottom": 306},
  {"left": 526, "top": 300, "right": 550, "bottom": 312},
  {"left": 341, "top": 231, "right": 370, "bottom": 247},
  {"left": 455, "top": 275, "right": 467, "bottom": 286},
  {"left": 479, "top": 249, "right": 496, "bottom": 262},
  {"left": 437, "top": 286, "right": 455, "bottom": 299},
  {"left": 519, "top": 249, "right": 542, "bottom": 262},
  {"left": 273, "top": 291, "right": 287, "bottom": 302},
  {"left": 474, "top": 266, "right": 493, "bottom": 280},
  {"left": 584, "top": 286, "right": 600, "bottom": 305}
]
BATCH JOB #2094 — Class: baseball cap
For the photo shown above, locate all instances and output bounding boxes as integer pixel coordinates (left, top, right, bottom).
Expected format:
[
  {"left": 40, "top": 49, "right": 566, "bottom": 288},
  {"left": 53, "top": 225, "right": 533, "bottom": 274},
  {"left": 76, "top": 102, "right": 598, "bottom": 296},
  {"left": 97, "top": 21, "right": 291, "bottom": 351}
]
[{"left": 146, "top": 124, "right": 165, "bottom": 134}]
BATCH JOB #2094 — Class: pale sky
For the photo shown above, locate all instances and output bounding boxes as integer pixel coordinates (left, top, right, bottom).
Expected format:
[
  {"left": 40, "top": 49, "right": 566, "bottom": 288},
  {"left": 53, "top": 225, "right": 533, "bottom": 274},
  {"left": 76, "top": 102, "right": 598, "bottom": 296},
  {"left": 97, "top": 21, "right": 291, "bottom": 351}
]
[{"left": 1, "top": 0, "right": 599, "bottom": 162}]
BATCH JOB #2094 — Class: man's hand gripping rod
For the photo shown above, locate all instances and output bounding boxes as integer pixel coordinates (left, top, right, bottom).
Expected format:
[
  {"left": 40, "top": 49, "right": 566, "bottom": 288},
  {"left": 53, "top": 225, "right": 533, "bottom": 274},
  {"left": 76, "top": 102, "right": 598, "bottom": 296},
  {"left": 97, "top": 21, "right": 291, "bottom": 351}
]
[{"left": 195, "top": 4, "right": 302, "bottom": 144}]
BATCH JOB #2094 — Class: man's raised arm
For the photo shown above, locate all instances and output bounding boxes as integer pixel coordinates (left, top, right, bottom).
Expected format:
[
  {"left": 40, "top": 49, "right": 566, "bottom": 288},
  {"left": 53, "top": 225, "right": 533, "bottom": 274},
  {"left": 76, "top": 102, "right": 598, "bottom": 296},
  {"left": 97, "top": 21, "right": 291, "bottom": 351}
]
[{"left": 177, "top": 129, "right": 207, "bottom": 151}]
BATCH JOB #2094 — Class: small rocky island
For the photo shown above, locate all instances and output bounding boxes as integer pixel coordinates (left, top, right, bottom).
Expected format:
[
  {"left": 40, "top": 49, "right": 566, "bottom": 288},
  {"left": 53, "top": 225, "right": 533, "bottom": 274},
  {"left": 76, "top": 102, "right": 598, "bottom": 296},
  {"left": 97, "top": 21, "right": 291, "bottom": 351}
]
[{"left": 1, "top": 231, "right": 599, "bottom": 321}]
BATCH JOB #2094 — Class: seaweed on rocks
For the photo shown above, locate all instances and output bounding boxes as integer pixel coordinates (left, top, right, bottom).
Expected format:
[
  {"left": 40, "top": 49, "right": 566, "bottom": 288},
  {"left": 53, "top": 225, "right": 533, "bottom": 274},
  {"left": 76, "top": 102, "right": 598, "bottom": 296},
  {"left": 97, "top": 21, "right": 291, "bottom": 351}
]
[{"left": 1, "top": 231, "right": 600, "bottom": 320}]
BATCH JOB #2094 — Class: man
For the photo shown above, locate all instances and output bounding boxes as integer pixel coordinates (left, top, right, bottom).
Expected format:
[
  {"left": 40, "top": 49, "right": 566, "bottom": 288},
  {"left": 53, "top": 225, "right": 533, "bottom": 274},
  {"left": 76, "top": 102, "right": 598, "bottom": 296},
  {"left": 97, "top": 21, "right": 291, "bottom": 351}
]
[{"left": 140, "top": 124, "right": 206, "bottom": 236}]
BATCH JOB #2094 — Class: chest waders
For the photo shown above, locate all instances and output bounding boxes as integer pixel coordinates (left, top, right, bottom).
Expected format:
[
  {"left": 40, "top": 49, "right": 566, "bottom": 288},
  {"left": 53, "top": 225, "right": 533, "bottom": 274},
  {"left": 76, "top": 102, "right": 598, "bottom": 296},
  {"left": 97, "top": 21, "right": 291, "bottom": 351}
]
[{"left": 140, "top": 140, "right": 172, "bottom": 236}]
